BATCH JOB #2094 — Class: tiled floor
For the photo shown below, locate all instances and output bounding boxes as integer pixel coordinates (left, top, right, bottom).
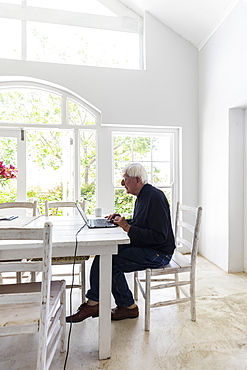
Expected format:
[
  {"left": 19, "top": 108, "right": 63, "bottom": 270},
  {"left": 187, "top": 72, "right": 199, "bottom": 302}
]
[{"left": 1, "top": 256, "right": 247, "bottom": 370}]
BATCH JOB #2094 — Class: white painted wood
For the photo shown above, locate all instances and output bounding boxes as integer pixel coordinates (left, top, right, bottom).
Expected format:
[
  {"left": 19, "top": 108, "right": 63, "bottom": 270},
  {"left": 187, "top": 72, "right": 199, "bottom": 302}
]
[
  {"left": 0, "top": 215, "right": 130, "bottom": 360},
  {"left": 0, "top": 201, "right": 39, "bottom": 216},
  {"left": 0, "top": 3, "right": 142, "bottom": 33},
  {"left": 134, "top": 201, "right": 202, "bottom": 331},
  {"left": 0, "top": 222, "right": 66, "bottom": 370},
  {"left": 99, "top": 254, "right": 112, "bottom": 360},
  {"left": 44, "top": 200, "right": 88, "bottom": 302},
  {"left": 0, "top": 202, "right": 40, "bottom": 284}
]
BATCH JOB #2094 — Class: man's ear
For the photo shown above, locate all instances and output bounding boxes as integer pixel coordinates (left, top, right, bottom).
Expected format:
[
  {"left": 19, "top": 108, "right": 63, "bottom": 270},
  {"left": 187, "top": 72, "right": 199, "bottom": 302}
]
[{"left": 136, "top": 176, "right": 141, "bottom": 183}]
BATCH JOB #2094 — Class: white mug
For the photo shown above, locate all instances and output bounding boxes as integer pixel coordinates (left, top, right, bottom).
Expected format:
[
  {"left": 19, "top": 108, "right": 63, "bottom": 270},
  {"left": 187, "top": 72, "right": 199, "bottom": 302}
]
[{"left": 95, "top": 207, "right": 103, "bottom": 217}]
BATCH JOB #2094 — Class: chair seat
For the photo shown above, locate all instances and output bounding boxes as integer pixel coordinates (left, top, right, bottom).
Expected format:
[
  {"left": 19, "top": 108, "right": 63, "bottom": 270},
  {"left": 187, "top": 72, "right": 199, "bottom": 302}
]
[
  {"left": 151, "top": 251, "right": 191, "bottom": 275},
  {"left": 32, "top": 256, "right": 89, "bottom": 263},
  {"left": 51, "top": 255, "right": 90, "bottom": 264},
  {"left": 0, "top": 280, "right": 64, "bottom": 332}
]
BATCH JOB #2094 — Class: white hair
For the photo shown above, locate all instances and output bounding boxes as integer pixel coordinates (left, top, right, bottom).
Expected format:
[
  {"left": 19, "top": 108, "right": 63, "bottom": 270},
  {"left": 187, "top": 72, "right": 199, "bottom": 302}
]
[{"left": 123, "top": 163, "right": 148, "bottom": 184}]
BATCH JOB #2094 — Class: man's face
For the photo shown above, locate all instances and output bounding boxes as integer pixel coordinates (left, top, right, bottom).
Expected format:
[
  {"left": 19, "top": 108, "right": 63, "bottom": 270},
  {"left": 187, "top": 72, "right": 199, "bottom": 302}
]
[{"left": 121, "top": 174, "right": 139, "bottom": 195}]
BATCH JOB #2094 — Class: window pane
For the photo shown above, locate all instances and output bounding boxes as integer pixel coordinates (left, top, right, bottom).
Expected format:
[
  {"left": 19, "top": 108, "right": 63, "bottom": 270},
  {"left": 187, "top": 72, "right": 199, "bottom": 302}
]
[
  {"left": 152, "top": 136, "right": 171, "bottom": 161},
  {"left": 0, "top": 89, "right": 61, "bottom": 124},
  {"left": 80, "top": 130, "right": 96, "bottom": 215},
  {"left": 133, "top": 136, "right": 151, "bottom": 161},
  {"left": 68, "top": 99, "right": 95, "bottom": 125},
  {"left": 113, "top": 136, "right": 132, "bottom": 161},
  {"left": 152, "top": 162, "right": 171, "bottom": 186},
  {"left": 26, "top": 130, "right": 73, "bottom": 213},
  {"left": 114, "top": 161, "right": 130, "bottom": 187},
  {"left": 0, "top": 137, "right": 17, "bottom": 202},
  {"left": 27, "top": 21, "right": 140, "bottom": 69},
  {"left": 0, "top": 1, "right": 21, "bottom": 5},
  {"left": 113, "top": 132, "right": 174, "bottom": 211},
  {"left": 27, "top": 0, "right": 116, "bottom": 16},
  {"left": 114, "top": 189, "right": 134, "bottom": 216},
  {"left": 0, "top": 18, "right": 21, "bottom": 59},
  {"left": 162, "top": 189, "right": 172, "bottom": 205}
]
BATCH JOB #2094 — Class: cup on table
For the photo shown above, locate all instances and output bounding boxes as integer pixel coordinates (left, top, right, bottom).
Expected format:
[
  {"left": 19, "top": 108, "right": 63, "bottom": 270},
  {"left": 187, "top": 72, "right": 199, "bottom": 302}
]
[{"left": 95, "top": 207, "right": 103, "bottom": 217}]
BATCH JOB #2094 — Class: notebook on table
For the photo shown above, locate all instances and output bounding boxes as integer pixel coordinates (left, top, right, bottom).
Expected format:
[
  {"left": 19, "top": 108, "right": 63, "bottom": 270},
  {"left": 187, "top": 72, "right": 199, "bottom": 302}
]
[{"left": 75, "top": 201, "right": 118, "bottom": 228}]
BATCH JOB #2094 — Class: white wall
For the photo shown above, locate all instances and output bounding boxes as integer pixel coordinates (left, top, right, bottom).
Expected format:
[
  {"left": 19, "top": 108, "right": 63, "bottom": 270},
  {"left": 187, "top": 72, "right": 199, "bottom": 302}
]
[
  {"left": 199, "top": 0, "right": 247, "bottom": 271},
  {"left": 0, "top": 12, "right": 198, "bottom": 215}
]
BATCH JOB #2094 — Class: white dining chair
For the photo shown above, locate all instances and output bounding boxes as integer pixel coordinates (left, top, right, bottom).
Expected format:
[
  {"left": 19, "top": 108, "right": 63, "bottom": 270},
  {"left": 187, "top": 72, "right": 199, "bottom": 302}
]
[
  {"left": 45, "top": 200, "right": 89, "bottom": 302},
  {"left": 0, "top": 200, "right": 39, "bottom": 217},
  {"left": 0, "top": 200, "right": 40, "bottom": 284},
  {"left": 0, "top": 222, "right": 66, "bottom": 370},
  {"left": 134, "top": 201, "right": 203, "bottom": 331}
]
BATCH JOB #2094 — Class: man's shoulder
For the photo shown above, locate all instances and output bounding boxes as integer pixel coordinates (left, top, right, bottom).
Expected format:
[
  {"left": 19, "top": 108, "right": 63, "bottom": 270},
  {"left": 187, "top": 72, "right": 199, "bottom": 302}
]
[{"left": 144, "top": 184, "right": 167, "bottom": 200}]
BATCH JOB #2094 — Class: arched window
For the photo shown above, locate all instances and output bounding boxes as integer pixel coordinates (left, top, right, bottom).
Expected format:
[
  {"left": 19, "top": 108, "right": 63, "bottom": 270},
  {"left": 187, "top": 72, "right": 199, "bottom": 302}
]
[{"left": 0, "top": 79, "right": 101, "bottom": 214}]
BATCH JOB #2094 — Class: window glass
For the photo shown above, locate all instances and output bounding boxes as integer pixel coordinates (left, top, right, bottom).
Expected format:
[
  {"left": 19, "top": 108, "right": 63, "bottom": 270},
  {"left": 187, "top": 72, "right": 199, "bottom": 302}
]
[
  {"left": 0, "top": 18, "right": 21, "bottom": 59},
  {"left": 113, "top": 133, "right": 174, "bottom": 213},
  {"left": 0, "top": 89, "right": 61, "bottom": 124},
  {"left": 26, "top": 130, "right": 74, "bottom": 214},
  {"left": 80, "top": 130, "right": 96, "bottom": 214},
  {"left": 68, "top": 100, "right": 96, "bottom": 125},
  {"left": 27, "top": 21, "right": 140, "bottom": 69},
  {"left": 0, "top": 136, "right": 17, "bottom": 202},
  {"left": 27, "top": 0, "right": 116, "bottom": 16},
  {"left": 0, "top": 1, "right": 21, "bottom": 4}
]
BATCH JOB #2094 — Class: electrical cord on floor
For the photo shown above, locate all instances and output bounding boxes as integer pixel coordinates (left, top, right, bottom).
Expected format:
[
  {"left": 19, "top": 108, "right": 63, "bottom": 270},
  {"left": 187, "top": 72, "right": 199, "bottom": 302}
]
[{"left": 63, "top": 223, "right": 86, "bottom": 370}]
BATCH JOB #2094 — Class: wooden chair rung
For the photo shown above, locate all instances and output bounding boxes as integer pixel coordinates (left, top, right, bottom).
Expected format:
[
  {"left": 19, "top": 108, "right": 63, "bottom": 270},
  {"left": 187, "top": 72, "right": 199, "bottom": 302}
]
[
  {"left": 134, "top": 201, "right": 202, "bottom": 331},
  {"left": 0, "top": 223, "right": 66, "bottom": 369}
]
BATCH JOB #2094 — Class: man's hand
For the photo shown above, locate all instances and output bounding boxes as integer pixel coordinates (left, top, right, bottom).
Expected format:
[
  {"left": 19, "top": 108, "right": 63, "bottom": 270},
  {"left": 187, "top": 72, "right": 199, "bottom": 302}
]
[
  {"left": 105, "top": 213, "right": 121, "bottom": 221},
  {"left": 113, "top": 216, "right": 130, "bottom": 233}
]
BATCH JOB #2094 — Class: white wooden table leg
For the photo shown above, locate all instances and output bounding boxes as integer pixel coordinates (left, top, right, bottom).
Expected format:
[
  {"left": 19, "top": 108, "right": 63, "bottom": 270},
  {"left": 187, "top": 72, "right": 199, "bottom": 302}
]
[{"left": 99, "top": 253, "right": 112, "bottom": 360}]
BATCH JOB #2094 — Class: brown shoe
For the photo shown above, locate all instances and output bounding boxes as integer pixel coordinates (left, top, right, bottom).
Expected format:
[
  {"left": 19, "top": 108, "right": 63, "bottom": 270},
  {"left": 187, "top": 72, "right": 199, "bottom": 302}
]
[
  {"left": 111, "top": 305, "right": 139, "bottom": 321},
  {"left": 66, "top": 302, "right": 99, "bottom": 323}
]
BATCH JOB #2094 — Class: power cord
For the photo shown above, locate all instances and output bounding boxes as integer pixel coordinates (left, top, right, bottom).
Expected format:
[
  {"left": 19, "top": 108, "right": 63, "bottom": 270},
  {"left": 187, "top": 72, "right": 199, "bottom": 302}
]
[{"left": 63, "top": 223, "right": 86, "bottom": 370}]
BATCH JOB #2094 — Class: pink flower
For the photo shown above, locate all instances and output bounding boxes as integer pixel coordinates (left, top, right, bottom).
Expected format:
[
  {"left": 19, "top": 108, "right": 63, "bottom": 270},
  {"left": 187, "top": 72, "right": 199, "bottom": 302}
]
[{"left": 0, "top": 161, "right": 18, "bottom": 180}]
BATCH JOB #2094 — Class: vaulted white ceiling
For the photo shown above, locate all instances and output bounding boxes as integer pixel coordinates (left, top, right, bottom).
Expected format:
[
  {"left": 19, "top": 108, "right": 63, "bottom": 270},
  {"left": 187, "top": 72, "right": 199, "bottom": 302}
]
[{"left": 119, "top": 0, "right": 242, "bottom": 49}]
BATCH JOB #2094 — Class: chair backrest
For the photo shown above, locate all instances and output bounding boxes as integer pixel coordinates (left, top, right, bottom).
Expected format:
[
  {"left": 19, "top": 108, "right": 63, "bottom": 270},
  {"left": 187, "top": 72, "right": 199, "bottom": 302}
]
[
  {"left": 0, "top": 222, "right": 53, "bottom": 306},
  {"left": 45, "top": 200, "right": 86, "bottom": 216},
  {"left": 0, "top": 201, "right": 39, "bottom": 216},
  {"left": 174, "top": 201, "right": 202, "bottom": 260}
]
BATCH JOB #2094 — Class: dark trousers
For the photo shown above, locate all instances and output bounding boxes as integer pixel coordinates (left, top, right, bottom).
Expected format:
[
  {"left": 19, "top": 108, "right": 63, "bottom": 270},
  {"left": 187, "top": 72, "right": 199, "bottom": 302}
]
[{"left": 86, "top": 244, "right": 172, "bottom": 307}]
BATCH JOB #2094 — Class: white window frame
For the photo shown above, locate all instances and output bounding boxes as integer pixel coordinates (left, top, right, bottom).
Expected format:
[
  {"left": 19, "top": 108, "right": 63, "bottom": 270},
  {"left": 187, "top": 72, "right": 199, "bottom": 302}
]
[
  {"left": 0, "top": 0, "right": 143, "bottom": 69},
  {"left": 97, "top": 125, "right": 181, "bottom": 219},
  {"left": 0, "top": 80, "right": 181, "bottom": 219}
]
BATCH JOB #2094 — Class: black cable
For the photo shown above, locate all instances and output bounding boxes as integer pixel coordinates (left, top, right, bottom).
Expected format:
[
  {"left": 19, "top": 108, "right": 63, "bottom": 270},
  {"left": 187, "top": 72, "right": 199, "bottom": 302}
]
[{"left": 63, "top": 223, "right": 86, "bottom": 370}]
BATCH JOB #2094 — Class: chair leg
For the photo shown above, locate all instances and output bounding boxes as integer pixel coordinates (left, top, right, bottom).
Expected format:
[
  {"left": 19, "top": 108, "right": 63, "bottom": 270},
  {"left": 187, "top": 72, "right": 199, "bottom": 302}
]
[
  {"left": 145, "top": 268, "right": 151, "bottom": 331},
  {"left": 31, "top": 271, "right": 36, "bottom": 282},
  {"left": 60, "top": 282, "right": 66, "bottom": 353},
  {"left": 134, "top": 271, "right": 138, "bottom": 301},
  {"left": 190, "top": 274, "right": 196, "bottom": 322},
  {"left": 80, "top": 261, "right": 86, "bottom": 303},
  {"left": 16, "top": 272, "right": 22, "bottom": 283},
  {"left": 175, "top": 273, "right": 180, "bottom": 299}
]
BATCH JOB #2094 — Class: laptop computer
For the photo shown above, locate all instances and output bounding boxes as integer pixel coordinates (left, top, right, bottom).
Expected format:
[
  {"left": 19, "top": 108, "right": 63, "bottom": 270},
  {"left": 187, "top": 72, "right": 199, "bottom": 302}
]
[{"left": 75, "top": 201, "right": 118, "bottom": 228}]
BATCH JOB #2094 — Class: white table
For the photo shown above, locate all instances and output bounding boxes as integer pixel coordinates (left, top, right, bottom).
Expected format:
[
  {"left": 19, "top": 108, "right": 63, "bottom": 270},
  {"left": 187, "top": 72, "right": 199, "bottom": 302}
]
[{"left": 0, "top": 215, "right": 130, "bottom": 360}]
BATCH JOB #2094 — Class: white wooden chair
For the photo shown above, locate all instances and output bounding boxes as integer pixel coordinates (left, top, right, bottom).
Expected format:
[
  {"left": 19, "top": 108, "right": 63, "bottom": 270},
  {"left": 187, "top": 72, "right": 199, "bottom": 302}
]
[
  {"left": 0, "top": 201, "right": 40, "bottom": 284},
  {"left": 0, "top": 222, "right": 66, "bottom": 370},
  {"left": 134, "top": 201, "right": 203, "bottom": 331},
  {"left": 0, "top": 200, "right": 39, "bottom": 217},
  {"left": 45, "top": 200, "right": 89, "bottom": 302}
]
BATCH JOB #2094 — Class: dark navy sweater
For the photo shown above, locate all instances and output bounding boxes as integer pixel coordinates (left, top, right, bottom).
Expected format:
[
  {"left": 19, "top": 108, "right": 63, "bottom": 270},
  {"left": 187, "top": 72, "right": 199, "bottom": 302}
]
[{"left": 127, "top": 183, "right": 175, "bottom": 255}]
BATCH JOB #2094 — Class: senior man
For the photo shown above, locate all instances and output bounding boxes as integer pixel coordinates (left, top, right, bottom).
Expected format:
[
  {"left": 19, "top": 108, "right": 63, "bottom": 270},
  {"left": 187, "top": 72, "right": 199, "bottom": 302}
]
[{"left": 66, "top": 163, "right": 175, "bottom": 322}]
